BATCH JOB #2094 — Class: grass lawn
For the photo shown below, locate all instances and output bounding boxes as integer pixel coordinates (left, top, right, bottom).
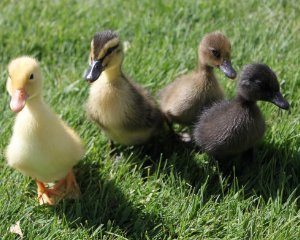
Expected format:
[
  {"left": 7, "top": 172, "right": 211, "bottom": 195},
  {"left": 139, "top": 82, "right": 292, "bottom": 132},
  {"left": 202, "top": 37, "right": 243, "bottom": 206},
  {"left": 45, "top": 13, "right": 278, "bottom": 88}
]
[{"left": 0, "top": 0, "right": 300, "bottom": 239}]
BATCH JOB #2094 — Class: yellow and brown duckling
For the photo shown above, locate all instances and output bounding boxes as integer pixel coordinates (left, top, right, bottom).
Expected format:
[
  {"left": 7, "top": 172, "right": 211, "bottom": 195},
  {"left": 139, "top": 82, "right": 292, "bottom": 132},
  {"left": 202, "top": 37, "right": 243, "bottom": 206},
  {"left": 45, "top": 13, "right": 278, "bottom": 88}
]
[
  {"left": 6, "top": 56, "right": 85, "bottom": 205},
  {"left": 193, "top": 63, "right": 289, "bottom": 161},
  {"left": 84, "top": 30, "right": 164, "bottom": 146},
  {"left": 159, "top": 31, "right": 236, "bottom": 126}
]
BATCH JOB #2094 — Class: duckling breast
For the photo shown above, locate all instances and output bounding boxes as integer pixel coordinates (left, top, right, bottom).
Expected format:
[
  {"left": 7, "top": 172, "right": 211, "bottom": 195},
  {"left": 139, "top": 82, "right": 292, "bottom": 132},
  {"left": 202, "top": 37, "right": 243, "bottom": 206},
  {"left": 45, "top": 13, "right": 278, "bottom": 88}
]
[
  {"left": 6, "top": 107, "right": 84, "bottom": 183},
  {"left": 87, "top": 80, "right": 132, "bottom": 127},
  {"left": 87, "top": 77, "right": 163, "bottom": 145}
]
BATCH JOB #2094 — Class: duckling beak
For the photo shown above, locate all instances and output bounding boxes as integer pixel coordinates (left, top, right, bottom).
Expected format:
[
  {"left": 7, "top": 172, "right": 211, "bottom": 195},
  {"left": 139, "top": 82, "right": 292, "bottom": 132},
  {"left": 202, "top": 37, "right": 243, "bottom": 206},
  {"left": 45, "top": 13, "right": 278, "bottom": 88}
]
[
  {"left": 219, "top": 60, "right": 237, "bottom": 79},
  {"left": 270, "top": 91, "right": 290, "bottom": 110},
  {"left": 84, "top": 60, "right": 103, "bottom": 83},
  {"left": 10, "top": 89, "right": 28, "bottom": 113}
]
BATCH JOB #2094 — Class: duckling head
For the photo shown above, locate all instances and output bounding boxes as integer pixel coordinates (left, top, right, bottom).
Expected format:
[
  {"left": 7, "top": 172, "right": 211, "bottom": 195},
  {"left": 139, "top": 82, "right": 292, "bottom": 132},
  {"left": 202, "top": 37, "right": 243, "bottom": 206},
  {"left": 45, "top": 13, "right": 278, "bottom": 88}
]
[
  {"left": 7, "top": 56, "right": 42, "bottom": 113},
  {"left": 84, "top": 30, "right": 123, "bottom": 83},
  {"left": 198, "top": 31, "right": 236, "bottom": 79},
  {"left": 238, "top": 63, "right": 289, "bottom": 110}
]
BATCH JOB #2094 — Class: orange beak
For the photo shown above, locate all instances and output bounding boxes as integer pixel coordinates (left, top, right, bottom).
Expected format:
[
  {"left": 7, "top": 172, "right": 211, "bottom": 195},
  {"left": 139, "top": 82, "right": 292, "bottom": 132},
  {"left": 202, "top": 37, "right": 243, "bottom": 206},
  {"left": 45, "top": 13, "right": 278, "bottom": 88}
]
[{"left": 10, "top": 89, "right": 28, "bottom": 113}]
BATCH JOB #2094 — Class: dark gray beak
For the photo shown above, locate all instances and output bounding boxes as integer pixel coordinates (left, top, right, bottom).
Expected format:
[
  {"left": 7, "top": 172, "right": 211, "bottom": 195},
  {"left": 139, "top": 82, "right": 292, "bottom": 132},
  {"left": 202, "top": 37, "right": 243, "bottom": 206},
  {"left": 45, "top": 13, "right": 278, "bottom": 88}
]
[
  {"left": 271, "top": 91, "right": 290, "bottom": 110},
  {"left": 84, "top": 60, "right": 103, "bottom": 83},
  {"left": 219, "top": 60, "right": 237, "bottom": 79}
]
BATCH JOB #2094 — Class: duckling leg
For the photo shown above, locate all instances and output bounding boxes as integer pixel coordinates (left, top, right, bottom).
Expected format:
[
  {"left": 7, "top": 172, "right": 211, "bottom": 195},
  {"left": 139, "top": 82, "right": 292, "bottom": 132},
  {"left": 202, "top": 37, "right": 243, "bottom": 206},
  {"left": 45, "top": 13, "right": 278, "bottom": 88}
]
[
  {"left": 164, "top": 116, "right": 192, "bottom": 143},
  {"left": 51, "top": 178, "right": 67, "bottom": 192},
  {"left": 179, "top": 132, "right": 192, "bottom": 143},
  {"left": 51, "top": 170, "right": 80, "bottom": 199},
  {"left": 64, "top": 170, "right": 81, "bottom": 199},
  {"left": 36, "top": 180, "right": 61, "bottom": 205},
  {"left": 241, "top": 147, "right": 255, "bottom": 163},
  {"left": 109, "top": 140, "right": 117, "bottom": 155},
  {"left": 235, "top": 148, "right": 257, "bottom": 176},
  {"left": 164, "top": 118, "right": 183, "bottom": 143},
  {"left": 109, "top": 140, "right": 115, "bottom": 150}
]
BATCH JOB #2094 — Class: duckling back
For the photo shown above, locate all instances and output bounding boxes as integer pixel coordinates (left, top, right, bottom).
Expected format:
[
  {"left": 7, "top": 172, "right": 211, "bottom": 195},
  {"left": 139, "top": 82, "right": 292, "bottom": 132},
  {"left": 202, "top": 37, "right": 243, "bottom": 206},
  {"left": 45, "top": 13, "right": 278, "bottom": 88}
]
[
  {"left": 159, "top": 70, "right": 224, "bottom": 125},
  {"left": 193, "top": 100, "right": 265, "bottom": 157}
]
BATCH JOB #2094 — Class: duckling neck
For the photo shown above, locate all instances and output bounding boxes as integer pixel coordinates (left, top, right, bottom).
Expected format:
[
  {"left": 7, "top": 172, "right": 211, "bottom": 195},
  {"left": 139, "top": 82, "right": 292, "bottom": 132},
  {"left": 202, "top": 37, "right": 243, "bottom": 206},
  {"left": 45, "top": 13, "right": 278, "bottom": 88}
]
[
  {"left": 24, "top": 95, "right": 47, "bottom": 114},
  {"left": 236, "top": 95, "right": 256, "bottom": 107},
  {"left": 197, "top": 64, "right": 214, "bottom": 75},
  {"left": 101, "top": 65, "right": 122, "bottom": 83}
]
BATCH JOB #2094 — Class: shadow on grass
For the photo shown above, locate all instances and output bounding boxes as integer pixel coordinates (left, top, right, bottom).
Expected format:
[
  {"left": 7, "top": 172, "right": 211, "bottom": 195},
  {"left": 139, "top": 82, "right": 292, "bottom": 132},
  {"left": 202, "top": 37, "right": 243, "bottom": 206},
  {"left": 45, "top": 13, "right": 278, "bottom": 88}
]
[
  {"left": 54, "top": 137, "right": 299, "bottom": 238},
  {"left": 187, "top": 140, "right": 300, "bottom": 202},
  {"left": 53, "top": 161, "right": 168, "bottom": 239},
  {"left": 128, "top": 134, "right": 300, "bottom": 204},
  {"left": 232, "top": 141, "right": 300, "bottom": 201},
  {"left": 120, "top": 135, "right": 223, "bottom": 202}
]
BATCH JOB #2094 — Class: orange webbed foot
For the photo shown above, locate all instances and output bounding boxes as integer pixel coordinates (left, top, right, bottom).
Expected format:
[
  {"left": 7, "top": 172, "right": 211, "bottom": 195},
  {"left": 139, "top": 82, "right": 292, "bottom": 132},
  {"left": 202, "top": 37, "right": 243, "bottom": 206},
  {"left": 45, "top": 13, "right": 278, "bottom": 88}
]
[
  {"left": 52, "top": 170, "right": 81, "bottom": 200},
  {"left": 64, "top": 170, "right": 81, "bottom": 199},
  {"left": 36, "top": 180, "right": 63, "bottom": 205}
]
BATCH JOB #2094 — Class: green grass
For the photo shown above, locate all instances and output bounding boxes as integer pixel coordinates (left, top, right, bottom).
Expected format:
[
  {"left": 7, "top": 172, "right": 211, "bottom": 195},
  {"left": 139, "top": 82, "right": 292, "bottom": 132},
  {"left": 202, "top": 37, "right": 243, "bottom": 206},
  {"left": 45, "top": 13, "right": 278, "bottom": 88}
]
[{"left": 0, "top": 0, "right": 300, "bottom": 239}]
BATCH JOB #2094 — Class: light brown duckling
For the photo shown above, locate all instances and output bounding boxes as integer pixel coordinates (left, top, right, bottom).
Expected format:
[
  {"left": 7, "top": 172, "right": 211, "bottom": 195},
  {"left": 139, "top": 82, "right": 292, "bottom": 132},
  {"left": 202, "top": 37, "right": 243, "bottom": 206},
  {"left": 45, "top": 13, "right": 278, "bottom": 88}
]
[
  {"left": 84, "top": 30, "right": 164, "bottom": 146},
  {"left": 159, "top": 31, "right": 236, "bottom": 126}
]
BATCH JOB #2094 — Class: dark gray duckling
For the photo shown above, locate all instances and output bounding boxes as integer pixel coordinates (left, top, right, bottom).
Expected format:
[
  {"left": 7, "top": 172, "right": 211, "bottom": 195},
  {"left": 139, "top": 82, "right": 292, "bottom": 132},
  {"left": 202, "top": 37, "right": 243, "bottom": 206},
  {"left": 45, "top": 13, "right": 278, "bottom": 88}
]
[{"left": 193, "top": 63, "right": 289, "bottom": 160}]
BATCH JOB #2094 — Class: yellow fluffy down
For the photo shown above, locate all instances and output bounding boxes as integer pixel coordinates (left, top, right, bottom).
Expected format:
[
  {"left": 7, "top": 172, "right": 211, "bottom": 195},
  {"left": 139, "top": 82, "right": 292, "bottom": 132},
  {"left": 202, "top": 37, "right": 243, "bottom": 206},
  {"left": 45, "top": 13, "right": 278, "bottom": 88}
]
[{"left": 6, "top": 56, "right": 85, "bottom": 183}]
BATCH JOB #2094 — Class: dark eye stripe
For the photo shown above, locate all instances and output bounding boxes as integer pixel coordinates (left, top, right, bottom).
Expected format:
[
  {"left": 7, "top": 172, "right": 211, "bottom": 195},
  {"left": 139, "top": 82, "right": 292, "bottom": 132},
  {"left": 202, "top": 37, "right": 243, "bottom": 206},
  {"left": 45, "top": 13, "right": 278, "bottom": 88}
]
[{"left": 100, "top": 44, "right": 119, "bottom": 61}]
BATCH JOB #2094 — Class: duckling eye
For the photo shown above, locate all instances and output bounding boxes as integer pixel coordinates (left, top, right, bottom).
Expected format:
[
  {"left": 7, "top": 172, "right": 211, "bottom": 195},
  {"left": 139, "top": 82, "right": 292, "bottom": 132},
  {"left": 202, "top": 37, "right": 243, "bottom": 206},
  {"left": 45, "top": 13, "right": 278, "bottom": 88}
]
[
  {"left": 29, "top": 74, "right": 34, "bottom": 80},
  {"left": 211, "top": 49, "right": 221, "bottom": 59},
  {"left": 103, "top": 44, "right": 119, "bottom": 58},
  {"left": 106, "top": 47, "right": 115, "bottom": 55}
]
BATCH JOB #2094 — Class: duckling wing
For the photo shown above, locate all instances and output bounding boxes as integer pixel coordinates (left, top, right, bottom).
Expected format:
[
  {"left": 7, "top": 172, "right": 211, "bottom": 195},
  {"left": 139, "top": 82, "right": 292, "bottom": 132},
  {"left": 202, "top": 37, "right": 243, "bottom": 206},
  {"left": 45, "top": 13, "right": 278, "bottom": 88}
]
[
  {"left": 122, "top": 80, "right": 164, "bottom": 131},
  {"left": 193, "top": 101, "right": 265, "bottom": 156},
  {"left": 86, "top": 75, "right": 164, "bottom": 145}
]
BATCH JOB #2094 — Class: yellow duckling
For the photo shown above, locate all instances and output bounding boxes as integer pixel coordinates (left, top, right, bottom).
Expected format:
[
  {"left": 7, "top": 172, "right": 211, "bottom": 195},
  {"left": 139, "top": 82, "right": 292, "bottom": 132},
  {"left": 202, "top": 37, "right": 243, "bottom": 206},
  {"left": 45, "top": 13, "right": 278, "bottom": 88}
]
[
  {"left": 84, "top": 30, "right": 164, "bottom": 146},
  {"left": 6, "top": 56, "right": 85, "bottom": 205}
]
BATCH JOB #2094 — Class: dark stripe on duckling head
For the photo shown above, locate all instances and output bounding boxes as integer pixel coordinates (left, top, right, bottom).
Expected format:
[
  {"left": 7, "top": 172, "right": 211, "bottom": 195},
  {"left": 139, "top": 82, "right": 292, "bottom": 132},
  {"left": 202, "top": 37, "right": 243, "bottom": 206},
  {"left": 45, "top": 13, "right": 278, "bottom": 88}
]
[
  {"left": 99, "top": 44, "right": 120, "bottom": 62},
  {"left": 85, "top": 44, "right": 120, "bottom": 83},
  {"left": 93, "top": 30, "right": 119, "bottom": 58}
]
